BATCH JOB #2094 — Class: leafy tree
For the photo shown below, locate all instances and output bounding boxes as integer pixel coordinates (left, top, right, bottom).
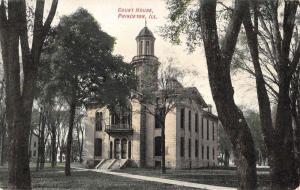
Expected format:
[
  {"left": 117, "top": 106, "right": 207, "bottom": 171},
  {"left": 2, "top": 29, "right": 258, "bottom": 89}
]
[
  {"left": 43, "top": 8, "right": 136, "bottom": 176},
  {"left": 0, "top": 1, "right": 58, "bottom": 188},
  {"left": 163, "top": 1, "right": 257, "bottom": 189},
  {"left": 230, "top": 1, "right": 300, "bottom": 188}
]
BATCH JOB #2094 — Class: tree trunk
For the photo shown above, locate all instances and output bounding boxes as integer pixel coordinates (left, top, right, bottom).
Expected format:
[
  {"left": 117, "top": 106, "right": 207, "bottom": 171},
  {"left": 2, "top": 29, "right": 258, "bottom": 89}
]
[
  {"left": 160, "top": 115, "right": 166, "bottom": 174},
  {"left": 51, "top": 124, "right": 56, "bottom": 168},
  {"left": 0, "top": 125, "right": 6, "bottom": 166},
  {"left": 199, "top": 1, "right": 257, "bottom": 189},
  {"left": 39, "top": 113, "right": 46, "bottom": 170},
  {"left": 65, "top": 96, "right": 76, "bottom": 176}
]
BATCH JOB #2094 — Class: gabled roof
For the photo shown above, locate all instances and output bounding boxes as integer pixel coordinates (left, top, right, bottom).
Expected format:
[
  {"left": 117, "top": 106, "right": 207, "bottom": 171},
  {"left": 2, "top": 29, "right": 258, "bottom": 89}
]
[{"left": 183, "top": 87, "right": 208, "bottom": 108}]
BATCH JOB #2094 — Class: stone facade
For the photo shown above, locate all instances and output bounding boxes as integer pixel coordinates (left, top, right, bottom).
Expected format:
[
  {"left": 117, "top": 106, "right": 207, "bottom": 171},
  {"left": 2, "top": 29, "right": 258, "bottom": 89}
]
[{"left": 83, "top": 26, "right": 219, "bottom": 169}]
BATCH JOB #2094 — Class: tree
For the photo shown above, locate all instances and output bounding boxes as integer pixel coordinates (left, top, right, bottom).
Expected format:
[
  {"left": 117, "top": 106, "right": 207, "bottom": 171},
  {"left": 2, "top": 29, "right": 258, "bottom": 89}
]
[
  {"left": 228, "top": 1, "right": 300, "bottom": 188},
  {"left": 43, "top": 8, "right": 136, "bottom": 176},
  {"left": 218, "top": 124, "right": 232, "bottom": 167},
  {"left": 243, "top": 109, "right": 267, "bottom": 166},
  {"left": 164, "top": 0, "right": 257, "bottom": 189},
  {"left": 0, "top": 1, "right": 58, "bottom": 189}
]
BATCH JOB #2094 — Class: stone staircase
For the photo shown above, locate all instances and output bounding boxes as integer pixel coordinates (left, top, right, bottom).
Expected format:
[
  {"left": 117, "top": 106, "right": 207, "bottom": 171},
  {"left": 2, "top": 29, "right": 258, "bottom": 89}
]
[{"left": 95, "top": 159, "right": 130, "bottom": 170}]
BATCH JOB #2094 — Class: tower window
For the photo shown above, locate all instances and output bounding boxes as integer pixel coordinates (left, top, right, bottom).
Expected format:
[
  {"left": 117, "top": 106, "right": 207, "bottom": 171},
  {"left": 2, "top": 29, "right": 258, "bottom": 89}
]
[
  {"left": 146, "top": 41, "right": 150, "bottom": 55},
  {"left": 139, "top": 41, "right": 143, "bottom": 55},
  {"left": 201, "top": 145, "right": 204, "bottom": 159}
]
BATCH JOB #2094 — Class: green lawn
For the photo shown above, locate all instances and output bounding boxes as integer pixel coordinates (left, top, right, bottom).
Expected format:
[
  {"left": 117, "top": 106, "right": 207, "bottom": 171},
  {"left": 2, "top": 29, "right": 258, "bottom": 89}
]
[
  {"left": 0, "top": 166, "right": 198, "bottom": 190},
  {"left": 118, "top": 167, "right": 270, "bottom": 189}
]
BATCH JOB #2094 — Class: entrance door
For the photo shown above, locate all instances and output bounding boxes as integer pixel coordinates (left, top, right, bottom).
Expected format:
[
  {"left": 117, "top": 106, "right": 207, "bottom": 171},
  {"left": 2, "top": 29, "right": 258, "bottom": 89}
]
[
  {"left": 114, "top": 139, "right": 121, "bottom": 159},
  {"left": 121, "top": 139, "right": 127, "bottom": 159}
]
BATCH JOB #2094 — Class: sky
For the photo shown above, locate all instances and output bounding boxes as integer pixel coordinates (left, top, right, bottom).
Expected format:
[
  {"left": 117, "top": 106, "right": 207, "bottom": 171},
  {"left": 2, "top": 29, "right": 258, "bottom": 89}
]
[{"left": 47, "top": 0, "right": 258, "bottom": 112}]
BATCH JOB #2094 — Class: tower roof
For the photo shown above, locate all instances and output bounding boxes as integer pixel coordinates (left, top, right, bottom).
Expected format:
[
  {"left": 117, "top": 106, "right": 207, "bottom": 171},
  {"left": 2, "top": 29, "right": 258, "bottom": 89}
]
[{"left": 136, "top": 26, "right": 155, "bottom": 39}]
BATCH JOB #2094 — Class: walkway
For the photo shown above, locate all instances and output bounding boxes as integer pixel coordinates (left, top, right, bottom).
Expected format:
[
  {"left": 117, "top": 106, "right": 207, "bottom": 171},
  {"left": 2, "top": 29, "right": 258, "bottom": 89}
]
[{"left": 72, "top": 167, "right": 237, "bottom": 190}]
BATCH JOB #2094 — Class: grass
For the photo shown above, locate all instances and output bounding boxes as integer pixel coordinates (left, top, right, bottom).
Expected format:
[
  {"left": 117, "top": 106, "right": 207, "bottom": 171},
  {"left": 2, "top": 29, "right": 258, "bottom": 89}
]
[
  {"left": 118, "top": 167, "right": 270, "bottom": 189},
  {"left": 0, "top": 166, "right": 198, "bottom": 190}
]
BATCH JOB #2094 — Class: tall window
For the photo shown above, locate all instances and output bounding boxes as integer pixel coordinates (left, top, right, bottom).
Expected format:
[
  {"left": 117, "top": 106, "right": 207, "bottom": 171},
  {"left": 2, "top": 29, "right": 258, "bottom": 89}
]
[
  {"left": 207, "top": 119, "right": 209, "bottom": 140},
  {"left": 146, "top": 41, "right": 150, "bottom": 54},
  {"left": 195, "top": 113, "right": 198, "bottom": 132},
  {"left": 201, "top": 145, "right": 204, "bottom": 159},
  {"left": 180, "top": 137, "right": 185, "bottom": 157},
  {"left": 155, "top": 110, "right": 161, "bottom": 128},
  {"left": 95, "top": 112, "right": 102, "bottom": 131},
  {"left": 139, "top": 41, "right": 143, "bottom": 54},
  {"left": 154, "top": 136, "right": 162, "bottom": 156},
  {"left": 180, "top": 108, "right": 185, "bottom": 129},
  {"left": 212, "top": 122, "right": 215, "bottom": 141},
  {"left": 188, "top": 110, "right": 191, "bottom": 131},
  {"left": 207, "top": 146, "right": 209, "bottom": 160},
  {"left": 188, "top": 138, "right": 191, "bottom": 158},
  {"left": 94, "top": 138, "right": 102, "bottom": 157},
  {"left": 213, "top": 148, "right": 215, "bottom": 160},
  {"left": 201, "top": 117, "right": 204, "bottom": 139},
  {"left": 195, "top": 140, "right": 199, "bottom": 158}
]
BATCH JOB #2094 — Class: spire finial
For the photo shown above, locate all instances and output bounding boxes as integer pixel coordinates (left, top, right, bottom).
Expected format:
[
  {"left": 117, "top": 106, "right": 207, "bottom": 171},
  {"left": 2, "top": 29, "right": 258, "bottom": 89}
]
[{"left": 145, "top": 18, "right": 147, "bottom": 27}]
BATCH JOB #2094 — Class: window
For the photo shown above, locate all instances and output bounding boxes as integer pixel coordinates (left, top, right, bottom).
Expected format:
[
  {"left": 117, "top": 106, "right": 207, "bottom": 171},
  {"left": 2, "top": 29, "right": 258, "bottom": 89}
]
[
  {"left": 33, "top": 150, "right": 36, "bottom": 157},
  {"left": 139, "top": 41, "right": 143, "bottom": 54},
  {"left": 155, "top": 110, "right": 161, "bottom": 128},
  {"left": 180, "top": 108, "right": 185, "bottom": 129},
  {"left": 146, "top": 41, "right": 150, "bottom": 54},
  {"left": 207, "top": 146, "right": 209, "bottom": 160},
  {"left": 154, "top": 136, "right": 162, "bottom": 156},
  {"left": 188, "top": 110, "right": 191, "bottom": 131},
  {"left": 195, "top": 140, "right": 199, "bottom": 158},
  {"left": 195, "top": 113, "right": 198, "bottom": 132},
  {"left": 213, "top": 148, "right": 215, "bottom": 160},
  {"left": 201, "top": 117, "right": 204, "bottom": 139},
  {"left": 188, "top": 138, "right": 191, "bottom": 158},
  {"left": 212, "top": 122, "right": 215, "bottom": 141},
  {"left": 180, "top": 137, "right": 185, "bottom": 157},
  {"left": 201, "top": 145, "right": 204, "bottom": 159},
  {"left": 207, "top": 119, "right": 209, "bottom": 140},
  {"left": 33, "top": 141, "right": 36, "bottom": 148},
  {"left": 95, "top": 112, "right": 102, "bottom": 131},
  {"left": 94, "top": 138, "right": 102, "bottom": 157}
]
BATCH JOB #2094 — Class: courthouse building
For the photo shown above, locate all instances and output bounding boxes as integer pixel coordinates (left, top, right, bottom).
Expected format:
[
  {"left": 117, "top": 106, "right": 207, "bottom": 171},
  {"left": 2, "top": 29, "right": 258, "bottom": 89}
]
[{"left": 83, "top": 25, "right": 219, "bottom": 169}]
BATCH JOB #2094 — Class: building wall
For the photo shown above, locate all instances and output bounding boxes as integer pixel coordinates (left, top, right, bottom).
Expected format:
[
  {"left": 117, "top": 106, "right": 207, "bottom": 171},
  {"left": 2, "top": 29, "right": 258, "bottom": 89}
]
[
  {"left": 30, "top": 134, "right": 39, "bottom": 161},
  {"left": 83, "top": 99, "right": 219, "bottom": 169},
  {"left": 175, "top": 100, "right": 218, "bottom": 169}
]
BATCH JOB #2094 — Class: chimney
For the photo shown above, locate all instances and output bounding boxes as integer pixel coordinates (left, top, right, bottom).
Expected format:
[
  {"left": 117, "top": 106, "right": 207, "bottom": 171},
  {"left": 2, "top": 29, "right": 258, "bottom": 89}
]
[{"left": 207, "top": 104, "right": 212, "bottom": 113}]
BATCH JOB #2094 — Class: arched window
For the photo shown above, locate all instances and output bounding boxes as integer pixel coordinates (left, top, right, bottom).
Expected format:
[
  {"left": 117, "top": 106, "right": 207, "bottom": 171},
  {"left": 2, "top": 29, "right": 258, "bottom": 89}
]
[
  {"left": 154, "top": 136, "right": 162, "bottom": 156},
  {"left": 95, "top": 112, "right": 102, "bottom": 131}
]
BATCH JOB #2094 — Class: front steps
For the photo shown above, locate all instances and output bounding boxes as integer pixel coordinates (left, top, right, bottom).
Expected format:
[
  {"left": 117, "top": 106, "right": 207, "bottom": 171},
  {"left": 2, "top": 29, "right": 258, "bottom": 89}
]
[{"left": 95, "top": 159, "right": 131, "bottom": 170}]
